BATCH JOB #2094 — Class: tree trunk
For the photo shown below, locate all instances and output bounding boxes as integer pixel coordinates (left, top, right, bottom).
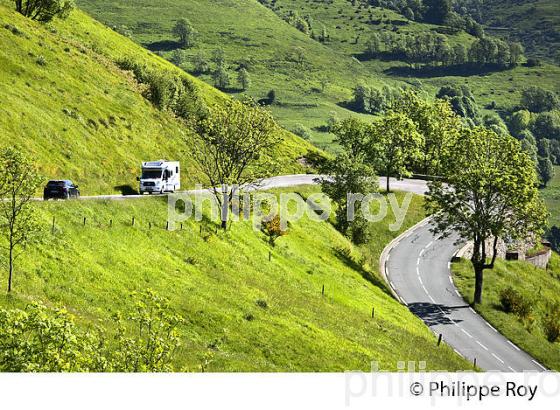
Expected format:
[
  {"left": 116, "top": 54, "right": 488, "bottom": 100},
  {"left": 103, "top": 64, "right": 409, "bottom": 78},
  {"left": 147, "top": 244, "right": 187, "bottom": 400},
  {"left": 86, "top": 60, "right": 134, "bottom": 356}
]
[
  {"left": 473, "top": 264, "right": 484, "bottom": 304},
  {"left": 8, "top": 245, "right": 13, "bottom": 293},
  {"left": 386, "top": 171, "right": 391, "bottom": 193}
]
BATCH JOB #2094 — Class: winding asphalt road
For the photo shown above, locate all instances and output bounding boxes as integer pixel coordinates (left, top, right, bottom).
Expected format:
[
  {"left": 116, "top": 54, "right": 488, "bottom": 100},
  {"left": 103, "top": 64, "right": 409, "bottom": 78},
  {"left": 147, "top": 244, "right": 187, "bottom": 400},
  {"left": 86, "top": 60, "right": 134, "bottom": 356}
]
[
  {"left": 56, "top": 174, "right": 544, "bottom": 371},
  {"left": 383, "top": 208, "right": 547, "bottom": 372}
]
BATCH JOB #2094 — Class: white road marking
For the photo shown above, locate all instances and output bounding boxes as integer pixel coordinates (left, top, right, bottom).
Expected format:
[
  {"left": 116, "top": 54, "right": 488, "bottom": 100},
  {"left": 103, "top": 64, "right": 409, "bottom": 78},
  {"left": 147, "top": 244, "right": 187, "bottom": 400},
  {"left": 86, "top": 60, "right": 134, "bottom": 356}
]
[
  {"left": 508, "top": 366, "right": 516, "bottom": 372},
  {"left": 447, "top": 262, "right": 451, "bottom": 269},
  {"left": 455, "top": 290, "right": 461, "bottom": 297},
  {"left": 386, "top": 252, "right": 391, "bottom": 261},
  {"left": 426, "top": 241, "right": 434, "bottom": 249},
  {"left": 492, "top": 353, "right": 504, "bottom": 364},
  {"left": 390, "top": 281, "right": 396, "bottom": 289},
  {"left": 485, "top": 322, "right": 498, "bottom": 332},
  {"left": 419, "top": 277, "right": 424, "bottom": 285},
  {"left": 460, "top": 328, "right": 472, "bottom": 338},
  {"left": 469, "top": 307, "right": 476, "bottom": 314},
  {"left": 532, "top": 360, "right": 547, "bottom": 371},
  {"left": 428, "top": 295, "right": 435, "bottom": 303},
  {"left": 421, "top": 284, "right": 428, "bottom": 293},
  {"left": 416, "top": 266, "right": 420, "bottom": 276},
  {"left": 448, "top": 276, "right": 453, "bottom": 284},
  {"left": 507, "top": 340, "right": 521, "bottom": 351},
  {"left": 419, "top": 249, "right": 425, "bottom": 257},
  {"left": 476, "top": 341, "right": 489, "bottom": 351},
  {"left": 416, "top": 258, "right": 420, "bottom": 266}
]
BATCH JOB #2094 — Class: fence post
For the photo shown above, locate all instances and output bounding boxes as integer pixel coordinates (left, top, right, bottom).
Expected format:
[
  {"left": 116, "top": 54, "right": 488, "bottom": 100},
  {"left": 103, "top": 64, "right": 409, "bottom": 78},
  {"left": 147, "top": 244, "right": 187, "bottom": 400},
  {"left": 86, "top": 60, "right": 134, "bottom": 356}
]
[
  {"left": 83, "top": 217, "right": 86, "bottom": 226},
  {"left": 371, "top": 307, "right": 375, "bottom": 319},
  {"left": 322, "top": 285, "right": 325, "bottom": 296},
  {"left": 437, "top": 334, "right": 442, "bottom": 346},
  {"left": 109, "top": 219, "right": 113, "bottom": 228},
  {"left": 51, "top": 216, "right": 55, "bottom": 234},
  {"left": 132, "top": 216, "right": 135, "bottom": 227}
]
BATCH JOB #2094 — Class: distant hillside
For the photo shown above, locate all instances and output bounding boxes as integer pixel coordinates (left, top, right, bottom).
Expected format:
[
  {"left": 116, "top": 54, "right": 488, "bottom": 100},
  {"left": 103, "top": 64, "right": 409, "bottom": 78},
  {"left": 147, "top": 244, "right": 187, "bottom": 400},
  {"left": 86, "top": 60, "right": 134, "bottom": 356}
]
[
  {"left": 475, "top": 0, "right": 560, "bottom": 62},
  {"left": 78, "top": 0, "right": 560, "bottom": 151},
  {"left": 0, "top": 0, "right": 315, "bottom": 195}
]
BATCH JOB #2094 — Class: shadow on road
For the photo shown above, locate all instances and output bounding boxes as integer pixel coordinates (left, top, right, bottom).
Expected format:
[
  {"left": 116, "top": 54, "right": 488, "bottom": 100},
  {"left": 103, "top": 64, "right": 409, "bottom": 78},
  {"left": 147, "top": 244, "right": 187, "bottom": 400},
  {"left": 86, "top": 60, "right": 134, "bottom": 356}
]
[{"left": 408, "top": 302, "right": 469, "bottom": 326}]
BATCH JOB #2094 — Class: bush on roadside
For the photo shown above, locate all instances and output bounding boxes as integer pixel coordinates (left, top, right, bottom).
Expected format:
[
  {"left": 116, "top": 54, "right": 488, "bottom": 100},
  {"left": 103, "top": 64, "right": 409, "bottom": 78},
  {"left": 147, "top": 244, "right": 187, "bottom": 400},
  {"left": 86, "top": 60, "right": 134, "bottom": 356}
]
[
  {"left": 542, "top": 303, "right": 560, "bottom": 343},
  {"left": 499, "top": 287, "right": 533, "bottom": 319}
]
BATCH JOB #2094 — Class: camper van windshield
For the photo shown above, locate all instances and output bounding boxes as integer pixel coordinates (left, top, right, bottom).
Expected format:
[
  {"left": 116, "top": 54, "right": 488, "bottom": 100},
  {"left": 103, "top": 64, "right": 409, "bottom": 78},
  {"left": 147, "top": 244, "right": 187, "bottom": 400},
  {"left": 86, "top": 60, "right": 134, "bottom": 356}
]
[{"left": 142, "top": 169, "right": 162, "bottom": 179}]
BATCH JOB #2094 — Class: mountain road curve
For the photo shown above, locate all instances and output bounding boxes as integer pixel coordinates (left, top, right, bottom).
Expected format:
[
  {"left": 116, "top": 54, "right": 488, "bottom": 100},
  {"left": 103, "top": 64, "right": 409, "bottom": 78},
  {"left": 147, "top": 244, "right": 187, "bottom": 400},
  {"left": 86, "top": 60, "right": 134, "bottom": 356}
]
[{"left": 39, "top": 174, "right": 545, "bottom": 371}]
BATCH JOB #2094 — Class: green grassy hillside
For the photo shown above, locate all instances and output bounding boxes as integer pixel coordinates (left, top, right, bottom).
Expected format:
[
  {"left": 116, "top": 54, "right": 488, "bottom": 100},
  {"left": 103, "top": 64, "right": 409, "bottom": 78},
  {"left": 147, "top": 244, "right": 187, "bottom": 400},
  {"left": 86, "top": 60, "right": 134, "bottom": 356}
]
[
  {"left": 0, "top": 189, "right": 470, "bottom": 371},
  {"left": 78, "top": 0, "right": 560, "bottom": 149},
  {"left": 453, "top": 255, "right": 560, "bottom": 371},
  {"left": 0, "top": 1, "right": 315, "bottom": 195},
  {"left": 478, "top": 0, "right": 560, "bottom": 61}
]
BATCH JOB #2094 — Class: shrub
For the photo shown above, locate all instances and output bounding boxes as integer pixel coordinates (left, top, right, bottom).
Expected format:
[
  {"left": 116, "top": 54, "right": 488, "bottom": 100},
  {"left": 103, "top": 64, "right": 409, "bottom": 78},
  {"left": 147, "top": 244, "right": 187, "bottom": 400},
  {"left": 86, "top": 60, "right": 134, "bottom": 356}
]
[
  {"left": 261, "top": 214, "right": 287, "bottom": 247},
  {"left": 499, "top": 287, "right": 532, "bottom": 318},
  {"left": 293, "top": 124, "right": 312, "bottom": 140},
  {"left": 0, "top": 290, "right": 183, "bottom": 372},
  {"left": 36, "top": 55, "right": 47, "bottom": 66},
  {"left": 542, "top": 303, "right": 560, "bottom": 343}
]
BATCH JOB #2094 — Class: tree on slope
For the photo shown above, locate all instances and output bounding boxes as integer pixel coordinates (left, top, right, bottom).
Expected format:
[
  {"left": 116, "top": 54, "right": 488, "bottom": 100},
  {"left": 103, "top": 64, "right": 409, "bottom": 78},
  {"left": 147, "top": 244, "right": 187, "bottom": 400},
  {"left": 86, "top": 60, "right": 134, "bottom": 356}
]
[
  {"left": 426, "top": 128, "right": 547, "bottom": 304},
  {"left": 190, "top": 100, "right": 279, "bottom": 230},
  {"left": 173, "top": 18, "right": 196, "bottom": 49},
  {"left": 370, "top": 113, "right": 422, "bottom": 193},
  {"left": 14, "top": 0, "right": 74, "bottom": 22},
  {"left": 0, "top": 147, "right": 42, "bottom": 292}
]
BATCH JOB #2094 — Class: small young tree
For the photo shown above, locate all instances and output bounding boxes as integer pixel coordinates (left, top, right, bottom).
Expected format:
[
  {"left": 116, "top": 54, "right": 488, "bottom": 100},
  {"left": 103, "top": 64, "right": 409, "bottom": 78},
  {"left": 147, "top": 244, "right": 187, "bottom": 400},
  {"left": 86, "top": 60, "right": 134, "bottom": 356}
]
[
  {"left": 261, "top": 214, "right": 287, "bottom": 247},
  {"left": 426, "top": 128, "right": 547, "bottom": 304},
  {"left": 237, "top": 67, "right": 251, "bottom": 91},
  {"left": 370, "top": 112, "right": 422, "bottom": 192},
  {"left": 211, "top": 48, "right": 226, "bottom": 67},
  {"left": 213, "top": 65, "right": 230, "bottom": 90},
  {"left": 193, "top": 51, "right": 210, "bottom": 74},
  {"left": 0, "top": 147, "right": 42, "bottom": 292},
  {"left": 14, "top": 0, "right": 74, "bottom": 22},
  {"left": 173, "top": 18, "right": 196, "bottom": 48},
  {"left": 190, "top": 100, "right": 280, "bottom": 229}
]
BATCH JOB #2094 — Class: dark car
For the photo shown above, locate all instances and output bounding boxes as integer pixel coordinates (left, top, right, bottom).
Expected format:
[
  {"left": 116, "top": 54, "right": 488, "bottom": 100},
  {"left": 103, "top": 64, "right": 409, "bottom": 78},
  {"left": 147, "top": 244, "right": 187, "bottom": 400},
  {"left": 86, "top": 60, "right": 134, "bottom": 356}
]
[{"left": 43, "top": 180, "right": 80, "bottom": 200}]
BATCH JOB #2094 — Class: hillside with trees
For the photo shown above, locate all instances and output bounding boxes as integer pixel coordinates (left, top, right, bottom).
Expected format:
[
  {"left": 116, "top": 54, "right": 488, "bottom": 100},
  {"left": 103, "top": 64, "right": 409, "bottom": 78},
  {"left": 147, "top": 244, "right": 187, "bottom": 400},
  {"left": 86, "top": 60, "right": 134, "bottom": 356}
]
[
  {"left": 77, "top": 0, "right": 560, "bottom": 152},
  {"left": 0, "top": 0, "right": 316, "bottom": 194}
]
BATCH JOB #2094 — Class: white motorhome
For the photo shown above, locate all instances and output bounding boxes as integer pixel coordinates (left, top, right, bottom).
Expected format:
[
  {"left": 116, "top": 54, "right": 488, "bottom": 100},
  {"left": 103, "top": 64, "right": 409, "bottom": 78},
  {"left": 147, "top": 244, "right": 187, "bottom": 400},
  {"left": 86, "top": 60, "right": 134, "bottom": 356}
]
[{"left": 138, "top": 160, "right": 180, "bottom": 194}]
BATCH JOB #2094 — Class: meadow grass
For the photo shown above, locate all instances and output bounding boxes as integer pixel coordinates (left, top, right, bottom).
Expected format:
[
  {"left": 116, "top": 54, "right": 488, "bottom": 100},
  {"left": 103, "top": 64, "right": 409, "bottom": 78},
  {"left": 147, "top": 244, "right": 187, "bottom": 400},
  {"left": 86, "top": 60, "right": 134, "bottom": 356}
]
[
  {"left": 0, "top": 1, "right": 316, "bottom": 195},
  {"left": 452, "top": 256, "right": 560, "bottom": 371},
  {"left": 0, "top": 188, "right": 470, "bottom": 371},
  {"left": 77, "top": 0, "right": 560, "bottom": 150}
]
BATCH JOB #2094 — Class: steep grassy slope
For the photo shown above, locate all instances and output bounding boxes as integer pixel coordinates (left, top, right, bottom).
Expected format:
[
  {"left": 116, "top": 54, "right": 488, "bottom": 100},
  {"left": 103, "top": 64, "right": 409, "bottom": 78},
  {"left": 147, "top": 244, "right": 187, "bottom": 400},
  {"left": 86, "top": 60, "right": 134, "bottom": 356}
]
[
  {"left": 541, "top": 166, "right": 560, "bottom": 227},
  {"left": 478, "top": 0, "right": 560, "bottom": 61},
  {"left": 78, "top": 0, "right": 560, "bottom": 149},
  {"left": 0, "top": 189, "right": 470, "bottom": 371},
  {"left": 0, "top": 1, "right": 315, "bottom": 195},
  {"left": 453, "top": 256, "right": 560, "bottom": 371}
]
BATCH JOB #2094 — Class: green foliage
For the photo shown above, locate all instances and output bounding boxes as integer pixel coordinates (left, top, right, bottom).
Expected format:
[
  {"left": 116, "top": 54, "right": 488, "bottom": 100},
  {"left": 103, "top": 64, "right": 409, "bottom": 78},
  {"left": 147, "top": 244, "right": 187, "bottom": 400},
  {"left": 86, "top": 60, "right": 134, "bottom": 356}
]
[
  {"left": 0, "top": 290, "right": 183, "bottom": 372},
  {"left": 370, "top": 112, "right": 423, "bottom": 192},
  {"left": 173, "top": 17, "right": 196, "bottom": 48},
  {"left": 428, "top": 127, "right": 547, "bottom": 303},
  {"left": 293, "top": 123, "right": 311, "bottom": 140},
  {"left": 190, "top": 99, "right": 280, "bottom": 227},
  {"left": 14, "top": 0, "right": 74, "bottom": 22},
  {"left": 499, "top": 287, "right": 533, "bottom": 319},
  {"left": 351, "top": 84, "right": 404, "bottom": 115},
  {"left": 542, "top": 303, "right": 560, "bottom": 343},
  {"left": 436, "top": 84, "right": 479, "bottom": 121},
  {"left": 392, "top": 90, "right": 461, "bottom": 175},
  {"left": 532, "top": 111, "right": 560, "bottom": 140},
  {"left": 0, "top": 147, "right": 43, "bottom": 292},
  {"left": 212, "top": 65, "right": 230, "bottom": 90},
  {"left": 538, "top": 156, "right": 555, "bottom": 187},
  {"left": 521, "top": 87, "right": 560, "bottom": 113},
  {"left": 237, "top": 67, "right": 250, "bottom": 91}
]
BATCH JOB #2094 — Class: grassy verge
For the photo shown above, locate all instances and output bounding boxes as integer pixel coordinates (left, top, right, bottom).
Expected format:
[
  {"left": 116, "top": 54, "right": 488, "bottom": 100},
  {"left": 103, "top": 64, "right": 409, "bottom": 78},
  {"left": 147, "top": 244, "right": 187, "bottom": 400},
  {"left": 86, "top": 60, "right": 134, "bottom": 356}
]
[
  {"left": 452, "top": 256, "right": 560, "bottom": 370},
  {"left": 0, "top": 188, "right": 470, "bottom": 371}
]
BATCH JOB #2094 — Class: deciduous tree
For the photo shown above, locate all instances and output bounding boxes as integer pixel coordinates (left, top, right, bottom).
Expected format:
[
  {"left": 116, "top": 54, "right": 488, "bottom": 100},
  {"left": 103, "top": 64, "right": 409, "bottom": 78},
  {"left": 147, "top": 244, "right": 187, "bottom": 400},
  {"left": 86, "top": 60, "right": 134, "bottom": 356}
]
[
  {"left": 0, "top": 147, "right": 43, "bottom": 292},
  {"left": 426, "top": 128, "right": 547, "bottom": 304}
]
